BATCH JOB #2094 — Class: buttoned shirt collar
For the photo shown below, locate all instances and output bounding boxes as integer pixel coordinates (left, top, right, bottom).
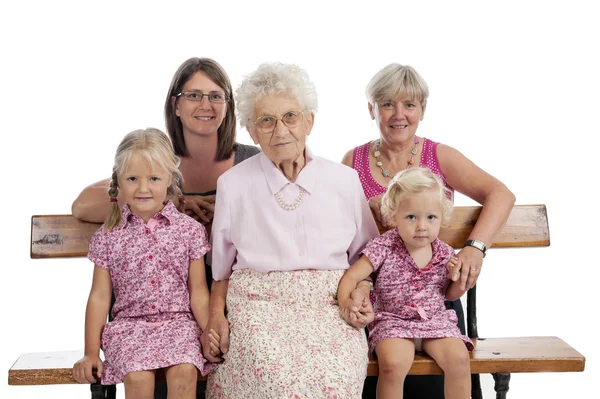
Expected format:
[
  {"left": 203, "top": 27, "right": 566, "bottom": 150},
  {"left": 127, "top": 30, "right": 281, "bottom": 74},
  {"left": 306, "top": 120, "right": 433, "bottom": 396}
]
[
  {"left": 121, "top": 200, "right": 177, "bottom": 228},
  {"left": 260, "top": 147, "right": 317, "bottom": 195}
]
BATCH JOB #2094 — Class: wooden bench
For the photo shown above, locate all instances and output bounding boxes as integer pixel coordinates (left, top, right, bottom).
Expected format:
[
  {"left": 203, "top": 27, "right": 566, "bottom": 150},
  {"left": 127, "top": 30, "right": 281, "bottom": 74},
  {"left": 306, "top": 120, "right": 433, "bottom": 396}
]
[{"left": 8, "top": 205, "right": 585, "bottom": 398}]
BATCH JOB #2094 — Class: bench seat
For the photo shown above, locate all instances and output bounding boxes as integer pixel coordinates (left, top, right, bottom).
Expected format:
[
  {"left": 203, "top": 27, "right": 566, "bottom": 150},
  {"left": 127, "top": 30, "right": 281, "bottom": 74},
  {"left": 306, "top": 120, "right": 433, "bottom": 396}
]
[{"left": 9, "top": 336, "right": 584, "bottom": 386}]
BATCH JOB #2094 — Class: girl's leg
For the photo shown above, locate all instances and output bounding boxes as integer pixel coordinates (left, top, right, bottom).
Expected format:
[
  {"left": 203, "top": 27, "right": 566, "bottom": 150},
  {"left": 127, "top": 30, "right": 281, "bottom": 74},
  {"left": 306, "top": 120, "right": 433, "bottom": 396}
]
[
  {"left": 421, "top": 338, "right": 471, "bottom": 399},
  {"left": 124, "top": 370, "right": 156, "bottom": 399},
  {"left": 164, "top": 363, "right": 198, "bottom": 399},
  {"left": 375, "top": 338, "right": 415, "bottom": 399}
]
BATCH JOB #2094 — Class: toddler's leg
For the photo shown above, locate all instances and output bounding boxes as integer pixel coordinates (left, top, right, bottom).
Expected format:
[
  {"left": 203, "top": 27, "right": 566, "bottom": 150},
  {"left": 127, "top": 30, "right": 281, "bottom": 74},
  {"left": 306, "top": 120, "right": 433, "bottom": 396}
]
[
  {"left": 123, "top": 370, "right": 156, "bottom": 399},
  {"left": 422, "top": 338, "right": 471, "bottom": 399},
  {"left": 164, "top": 363, "right": 198, "bottom": 399},
  {"left": 375, "top": 338, "right": 415, "bottom": 399}
]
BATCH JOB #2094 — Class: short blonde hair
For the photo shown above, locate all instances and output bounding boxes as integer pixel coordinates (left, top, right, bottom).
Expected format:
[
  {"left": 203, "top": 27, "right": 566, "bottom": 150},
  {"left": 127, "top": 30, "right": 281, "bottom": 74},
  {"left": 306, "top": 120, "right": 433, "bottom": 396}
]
[
  {"left": 236, "top": 62, "right": 318, "bottom": 128},
  {"left": 366, "top": 63, "right": 429, "bottom": 107},
  {"left": 381, "top": 167, "right": 453, "bottom": 226},
  {"left": 105, "top": 128, "right": 183, "bottom": 230}
]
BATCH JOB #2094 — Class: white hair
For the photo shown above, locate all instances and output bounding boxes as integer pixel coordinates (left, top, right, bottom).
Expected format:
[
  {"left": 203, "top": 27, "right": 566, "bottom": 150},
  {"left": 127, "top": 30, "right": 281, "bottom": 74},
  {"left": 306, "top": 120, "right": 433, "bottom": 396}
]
[{"left": 236, "top": 62, "right": 318, "bottom": 127}]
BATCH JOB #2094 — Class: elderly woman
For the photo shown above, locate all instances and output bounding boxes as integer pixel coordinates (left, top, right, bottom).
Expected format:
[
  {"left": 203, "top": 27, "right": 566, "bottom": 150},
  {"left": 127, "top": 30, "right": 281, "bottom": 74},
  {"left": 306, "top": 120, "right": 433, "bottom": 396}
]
[
  {"left": 342, "top": 64, "right": 516, "bottom": 398},
  {"left": 202, "top": 63, "right": 379, "bottom": 398}
]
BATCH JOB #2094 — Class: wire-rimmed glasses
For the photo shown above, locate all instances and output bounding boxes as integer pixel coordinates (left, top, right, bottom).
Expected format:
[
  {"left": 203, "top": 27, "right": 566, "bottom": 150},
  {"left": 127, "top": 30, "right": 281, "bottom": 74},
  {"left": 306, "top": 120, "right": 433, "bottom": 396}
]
[{"left": 252, "top": 110, "right": 305, "bottom": 134}]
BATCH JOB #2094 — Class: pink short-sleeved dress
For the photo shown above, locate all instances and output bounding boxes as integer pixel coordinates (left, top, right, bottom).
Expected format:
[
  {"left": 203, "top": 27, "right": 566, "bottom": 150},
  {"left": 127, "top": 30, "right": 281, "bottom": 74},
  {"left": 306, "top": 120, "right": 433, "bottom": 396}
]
[
  {"left": 362, "top": 229, "right": 474, "bottom": 354},
  {"left": 87, "top": 201, "right": 213, "bottom": 384}
]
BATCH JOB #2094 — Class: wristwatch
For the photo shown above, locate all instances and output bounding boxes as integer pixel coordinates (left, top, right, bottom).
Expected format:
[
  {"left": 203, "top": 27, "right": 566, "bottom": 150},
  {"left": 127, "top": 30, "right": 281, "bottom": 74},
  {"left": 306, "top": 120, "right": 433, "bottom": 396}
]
[
  {"left": 362, "top": 278, "right": 374, "bottom": 291},
  {"left": 465, "top": 239, "right": 487, "bottom": 257}
]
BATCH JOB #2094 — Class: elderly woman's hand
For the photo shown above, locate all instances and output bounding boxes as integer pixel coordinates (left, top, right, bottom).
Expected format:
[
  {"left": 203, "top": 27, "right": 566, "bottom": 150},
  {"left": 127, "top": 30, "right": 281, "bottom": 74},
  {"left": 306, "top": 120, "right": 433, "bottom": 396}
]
[
  {"left": 339, "top": 287, "right": 374, "bottom": 329},
  {"left": 182, "top": 194, "right": 215, "bottom": 225},
  {"left": 202, "top": 313, "right": 230, "bottom": 362},
  {"left": 453, "top": 246, "right": 484, "bottom": 290}
]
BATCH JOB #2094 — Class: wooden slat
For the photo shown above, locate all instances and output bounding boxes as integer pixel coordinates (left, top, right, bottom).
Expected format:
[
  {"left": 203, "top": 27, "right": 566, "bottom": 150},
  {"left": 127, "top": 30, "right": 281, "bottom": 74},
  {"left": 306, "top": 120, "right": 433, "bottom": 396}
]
[
  {"left": 8, "top": 350, "right": 207, "bottom": 385},
  {"left": 9, "top": 337, "right": 584, "bottom": 385},
  {"left": 31, "top": 215, "right": 100, "bottom": 258},
  {"left": 366, "top": 336, "right": 585, "bottom": 375},
  {"left": 31, "top": 205, "right": 549, "bottom": 259},
  {"left": 375, "top": 204, "right": 550, "bottom": 248},
  {"left": 9, "top": 350, "right": 82, "bottom": 385}
]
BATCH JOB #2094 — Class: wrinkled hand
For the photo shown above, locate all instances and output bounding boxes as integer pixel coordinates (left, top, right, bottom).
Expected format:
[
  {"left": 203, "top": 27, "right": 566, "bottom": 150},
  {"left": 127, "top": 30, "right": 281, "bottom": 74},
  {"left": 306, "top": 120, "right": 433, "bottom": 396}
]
[
  {"left": 206, "top": 328, "right": 222, "bottom": 357},
  {"left": 182, "top": 194, "right": 216, "bottom": 225},
  {"left": 339, "top": 288, "right": 374, "bottom": 329},
  {"left": 446, "top": 256, "right": 462, "bottom": 281},
  {"left": 202, "top": 313, "right": 230, "bottom": 362},
  {"left": 455, "top": 246, "right": 484, "bottom": 290},
  {"left": 72, "top": 355, "right": 103, "bottom": 384}
]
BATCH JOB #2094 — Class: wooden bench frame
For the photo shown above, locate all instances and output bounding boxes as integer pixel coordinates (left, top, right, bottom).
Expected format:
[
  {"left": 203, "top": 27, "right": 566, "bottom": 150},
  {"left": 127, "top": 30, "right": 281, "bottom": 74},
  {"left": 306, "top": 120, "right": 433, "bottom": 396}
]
[{"left": 8, "top": 204, "right": 585, "bottom": 398}]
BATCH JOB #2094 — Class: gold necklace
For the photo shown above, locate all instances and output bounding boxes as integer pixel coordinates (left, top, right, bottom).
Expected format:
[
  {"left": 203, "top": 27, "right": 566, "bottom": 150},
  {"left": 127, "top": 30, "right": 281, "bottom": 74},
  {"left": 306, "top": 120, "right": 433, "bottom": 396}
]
[{"left": 373, "top": 137, "right": 420, "bottom": 178}]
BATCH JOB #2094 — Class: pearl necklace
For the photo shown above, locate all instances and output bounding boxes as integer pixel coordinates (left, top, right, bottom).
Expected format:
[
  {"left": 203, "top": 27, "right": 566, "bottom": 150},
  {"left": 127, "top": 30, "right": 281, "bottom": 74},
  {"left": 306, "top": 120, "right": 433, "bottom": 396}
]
[
  {"left": 373, "top": 137, "right": 420, "bottom": 178},
  {"left": 275, "top": 188, "right": 307, "bottom": 211}
]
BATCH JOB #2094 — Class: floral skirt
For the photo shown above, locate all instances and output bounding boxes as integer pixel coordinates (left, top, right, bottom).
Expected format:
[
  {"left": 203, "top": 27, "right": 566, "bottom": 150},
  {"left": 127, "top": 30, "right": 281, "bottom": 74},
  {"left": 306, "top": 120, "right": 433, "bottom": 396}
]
[{"left": 207, "top": 268, "right": 368, "bottom": 399}]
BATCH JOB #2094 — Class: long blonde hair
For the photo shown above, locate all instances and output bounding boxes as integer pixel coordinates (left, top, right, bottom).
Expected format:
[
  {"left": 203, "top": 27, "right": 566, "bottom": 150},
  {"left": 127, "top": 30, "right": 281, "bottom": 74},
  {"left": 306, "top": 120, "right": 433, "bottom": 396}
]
[
  {"left": 104, "top": 128, "right": 184, "bottom": 231},
  {"left": 381, "top": 167, "right": 453, "bottom": 227}
]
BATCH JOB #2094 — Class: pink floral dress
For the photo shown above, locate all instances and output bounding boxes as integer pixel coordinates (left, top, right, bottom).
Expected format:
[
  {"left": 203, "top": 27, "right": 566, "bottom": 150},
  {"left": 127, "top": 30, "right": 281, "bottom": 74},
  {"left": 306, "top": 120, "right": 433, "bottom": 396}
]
[
  {"left": 88, "top": 201, "right": 213, "bottom": 384},
  {"left": 363, "top": 229, "right": 474, "bottom": 354}
]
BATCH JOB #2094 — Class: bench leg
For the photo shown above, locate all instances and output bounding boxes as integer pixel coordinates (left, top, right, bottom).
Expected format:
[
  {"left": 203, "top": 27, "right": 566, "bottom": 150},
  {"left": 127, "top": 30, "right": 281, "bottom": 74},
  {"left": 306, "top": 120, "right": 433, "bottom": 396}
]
[
  {"left": 90, "top": 383, "right": 117, "bottom": 399},
  {"left": 471, "top": 373, "right": 483, "bottom": 399},
  {"left": 492, "top": 372, "right": 511, "bottom": 399}
]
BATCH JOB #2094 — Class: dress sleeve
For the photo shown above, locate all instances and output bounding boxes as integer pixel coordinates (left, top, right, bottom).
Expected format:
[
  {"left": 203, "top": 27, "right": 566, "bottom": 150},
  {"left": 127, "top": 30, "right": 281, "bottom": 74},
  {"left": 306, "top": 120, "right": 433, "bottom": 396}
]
[
  {"left": 361, "top": 236, "right": 390, "bottom": 272},
  {"left": 209, "top": 176, "right": 238, "bottom": 281},
  {"left": 87, "top": 227, "right": 110, "bottom": 269},
  {"left": 347, "top": 171, "right": 380, "bottom": 264},
  {"left": 188, "top": 220, "right": 211, "bottom": 263},
  {"left": 442, "top": 240, "right": 456, "bottom": 263}
]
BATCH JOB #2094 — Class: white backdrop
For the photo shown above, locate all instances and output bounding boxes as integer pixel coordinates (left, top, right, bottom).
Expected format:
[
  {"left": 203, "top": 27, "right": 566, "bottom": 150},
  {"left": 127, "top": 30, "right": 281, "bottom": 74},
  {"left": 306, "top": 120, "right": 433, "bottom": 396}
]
[{"left": 1, "top": 1, "right": 598, "bottom": 398}]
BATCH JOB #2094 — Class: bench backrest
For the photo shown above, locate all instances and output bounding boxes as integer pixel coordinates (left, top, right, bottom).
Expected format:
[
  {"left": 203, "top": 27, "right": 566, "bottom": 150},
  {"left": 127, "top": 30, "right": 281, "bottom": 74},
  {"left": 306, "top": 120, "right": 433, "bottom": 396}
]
[{"left": 31, "top": 204, "right": 549, "bottom": 259}]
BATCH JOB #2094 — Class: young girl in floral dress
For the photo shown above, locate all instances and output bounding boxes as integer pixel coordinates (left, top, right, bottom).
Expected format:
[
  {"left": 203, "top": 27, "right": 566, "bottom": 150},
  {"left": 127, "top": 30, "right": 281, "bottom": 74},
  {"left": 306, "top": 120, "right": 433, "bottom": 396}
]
[
  {"left": 72, "top": 128, "right": 214, "bottom": 399},
  {"left": 338, "top": 167, "right": 473, "bottom": 399}
]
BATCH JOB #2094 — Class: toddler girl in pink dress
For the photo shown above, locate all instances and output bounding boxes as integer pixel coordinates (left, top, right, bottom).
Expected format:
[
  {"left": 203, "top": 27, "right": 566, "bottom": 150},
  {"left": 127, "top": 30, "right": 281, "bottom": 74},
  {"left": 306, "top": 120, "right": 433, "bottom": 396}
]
[
  {"left": 73, "top": 128, "right": 214, "bottom": 398},
  {"left": 338, "top": 167, "right": 473, "bottom": 399}
]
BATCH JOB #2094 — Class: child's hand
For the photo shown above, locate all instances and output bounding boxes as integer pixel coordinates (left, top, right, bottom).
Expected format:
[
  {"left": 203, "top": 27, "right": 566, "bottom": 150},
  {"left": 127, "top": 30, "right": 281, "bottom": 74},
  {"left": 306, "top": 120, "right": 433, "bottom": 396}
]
[
  {"left": 446, "top": 256, "right": 462, "bottom": 282},
  {"left": 73, "top": 355, "right": 104, "bottom": 384}
]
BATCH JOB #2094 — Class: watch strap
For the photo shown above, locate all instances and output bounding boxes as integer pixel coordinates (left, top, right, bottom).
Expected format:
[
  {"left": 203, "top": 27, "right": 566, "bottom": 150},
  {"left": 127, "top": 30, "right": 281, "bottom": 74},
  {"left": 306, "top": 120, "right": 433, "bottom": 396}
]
[{"left": 465, "top": 239, "right": 487, "bottom": 257}]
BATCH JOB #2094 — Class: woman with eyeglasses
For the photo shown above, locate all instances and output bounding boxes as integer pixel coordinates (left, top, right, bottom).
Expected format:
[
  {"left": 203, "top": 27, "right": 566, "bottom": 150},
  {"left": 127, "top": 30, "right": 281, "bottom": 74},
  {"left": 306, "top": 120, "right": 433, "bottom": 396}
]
[
  {"left": 342, "top": 63, "right": 516, "bottom": 399},
  {"left": 203, "top": 62, "right": 379, "bottom": 398},
  {"left": 71, "top": 57, "right": 260, "bottom": 399},
  {"left": 72, "top": 57, "right": 260, "bottom": 229}
]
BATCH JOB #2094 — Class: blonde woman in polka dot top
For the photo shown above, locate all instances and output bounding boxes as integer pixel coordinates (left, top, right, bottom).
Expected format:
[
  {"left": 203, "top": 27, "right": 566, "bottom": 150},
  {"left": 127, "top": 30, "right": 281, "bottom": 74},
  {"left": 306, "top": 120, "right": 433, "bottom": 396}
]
[{"left": 342, "top": 63, "right": 515, "bottom": 399}]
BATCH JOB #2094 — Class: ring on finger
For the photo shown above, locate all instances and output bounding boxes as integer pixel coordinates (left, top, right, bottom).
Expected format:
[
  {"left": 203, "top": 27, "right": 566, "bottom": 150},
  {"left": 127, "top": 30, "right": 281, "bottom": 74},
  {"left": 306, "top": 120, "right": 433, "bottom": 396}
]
[{"left": 470, "top": 267, "right": 477, "bottom": 272}]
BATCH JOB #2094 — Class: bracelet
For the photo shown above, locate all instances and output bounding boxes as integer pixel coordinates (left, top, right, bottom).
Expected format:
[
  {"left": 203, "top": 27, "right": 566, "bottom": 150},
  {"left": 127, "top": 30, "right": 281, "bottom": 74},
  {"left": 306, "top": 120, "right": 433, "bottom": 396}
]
[{"left": 464, "top": 239, "right": 487, "bottom": 258}]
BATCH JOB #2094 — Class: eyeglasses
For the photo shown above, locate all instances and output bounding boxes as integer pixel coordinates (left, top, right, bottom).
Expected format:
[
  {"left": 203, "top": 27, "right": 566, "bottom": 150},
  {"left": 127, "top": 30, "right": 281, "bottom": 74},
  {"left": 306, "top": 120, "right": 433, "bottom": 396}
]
[
  {"left": 252, "top": 110, "right": 305, "bottom": 134},
  {"left": 176, "top": 90, "right": 229, "bottom": 104}
]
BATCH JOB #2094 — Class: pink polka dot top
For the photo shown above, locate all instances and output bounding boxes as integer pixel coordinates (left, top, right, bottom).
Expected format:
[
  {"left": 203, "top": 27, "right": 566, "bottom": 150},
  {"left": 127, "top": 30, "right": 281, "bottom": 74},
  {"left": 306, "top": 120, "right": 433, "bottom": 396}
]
[{"left": 352, "top": 138, "right": 454, "bottom": 201}]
